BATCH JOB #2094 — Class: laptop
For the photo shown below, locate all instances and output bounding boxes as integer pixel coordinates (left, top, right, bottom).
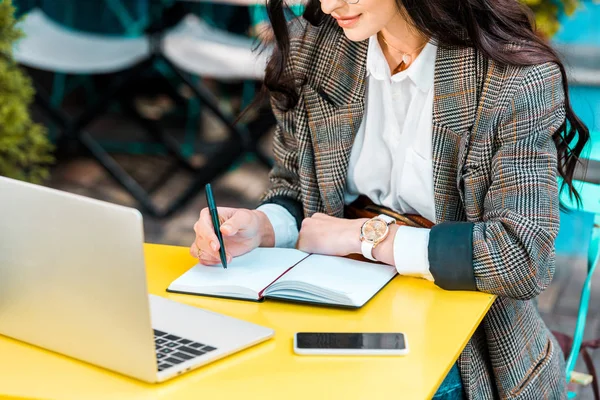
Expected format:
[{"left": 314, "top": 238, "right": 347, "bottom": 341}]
[{"left": 0, "top": 176, "right": 274, "bottom": 383}]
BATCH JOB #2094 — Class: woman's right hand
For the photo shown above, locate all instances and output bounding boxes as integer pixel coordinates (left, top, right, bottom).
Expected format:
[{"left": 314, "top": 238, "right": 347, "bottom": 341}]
[{"left": 190, "top": 207, "right": 275, "bottom": 266}]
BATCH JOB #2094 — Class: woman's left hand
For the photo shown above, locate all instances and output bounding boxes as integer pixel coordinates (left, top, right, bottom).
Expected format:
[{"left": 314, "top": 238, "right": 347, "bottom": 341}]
[{"left": 296, "top": 213, "right": 367, "bottom": 256}]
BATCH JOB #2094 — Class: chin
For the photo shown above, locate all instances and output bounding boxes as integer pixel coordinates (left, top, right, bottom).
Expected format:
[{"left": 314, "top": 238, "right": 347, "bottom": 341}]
[{"left": 341, "top": 28, "right": 371, "bottom": 42}]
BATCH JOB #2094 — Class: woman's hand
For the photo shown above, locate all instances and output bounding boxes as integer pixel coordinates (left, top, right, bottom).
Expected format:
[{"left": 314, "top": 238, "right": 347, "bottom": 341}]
[
  {"left": 190, "top": 207, "right": 275, "bottom": 265},
  {"left": 296, "top": 213, "right": 367, "bottom": 257}
]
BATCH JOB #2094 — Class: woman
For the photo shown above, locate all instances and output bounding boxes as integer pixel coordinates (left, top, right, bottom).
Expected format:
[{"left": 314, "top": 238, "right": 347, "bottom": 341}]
[{"left": 191, "top": 0, "right": 590, "bottom": 398}]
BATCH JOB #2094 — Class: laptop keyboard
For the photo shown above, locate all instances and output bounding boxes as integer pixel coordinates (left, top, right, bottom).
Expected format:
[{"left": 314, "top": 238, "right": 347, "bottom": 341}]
[{"left": 154, "top": 329, "right": 217, "bottom": 372}]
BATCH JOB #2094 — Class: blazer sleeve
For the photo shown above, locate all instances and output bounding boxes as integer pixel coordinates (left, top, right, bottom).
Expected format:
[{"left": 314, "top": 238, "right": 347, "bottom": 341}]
[
  {"left": 259, "top": 102, "right": 304, "bottom": 229},
  {"left": 258, "top": 19, "right": 309, "bottom": 229},
  {"left": 428, "top": 62, "right": 566, "bottom": 300}
]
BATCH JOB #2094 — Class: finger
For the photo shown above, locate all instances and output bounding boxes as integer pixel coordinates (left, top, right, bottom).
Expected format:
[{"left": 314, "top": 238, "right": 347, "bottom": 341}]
[
  {"left": 190, "top": 241, "right": 206, "bottom": 260},
  {"left": 220, "top": 210, "right": 252, "bottom": 237},
  {"left": 199, "top": 253, "right": 221, "bottom": 265},
  {"left": 190, "top": 241, "right": 220, "bottom": 265},
  {"left": 198, "top": 207, "right": 245, "bottom": 249},
  {"left": 198, "top": 206, "right": 237, "bottom": 223},
  {"left": 200, "top": 250, "right": 232, "bottom": 266},
  {"left": 189, "top": 242, "right": 198, "bottom": 258},
  {"left": 195, "top": 210, "right": 221, "bottom": 251},
  {"left": 198, "top": 252, "right": 221, "bottom": 265}
]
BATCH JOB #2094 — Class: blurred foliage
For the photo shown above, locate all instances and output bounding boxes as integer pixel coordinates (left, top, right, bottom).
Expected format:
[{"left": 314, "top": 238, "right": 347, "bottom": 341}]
[
  {"left": 0, "top": 0, "right": 53, "bottom": 183},
  {"left": 521, "top": 0, "right": 584, "bottom": 37}
]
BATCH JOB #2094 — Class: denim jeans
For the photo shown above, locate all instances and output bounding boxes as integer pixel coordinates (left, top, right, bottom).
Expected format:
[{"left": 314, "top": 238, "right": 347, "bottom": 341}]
[{"left": 432, "top": 363, "right": 465, "bottom": 399}]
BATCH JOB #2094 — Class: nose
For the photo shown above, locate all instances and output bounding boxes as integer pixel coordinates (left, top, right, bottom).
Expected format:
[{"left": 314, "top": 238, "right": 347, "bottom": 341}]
[{"left": 320, "top": 0, "right": 345, "bottom": 15}]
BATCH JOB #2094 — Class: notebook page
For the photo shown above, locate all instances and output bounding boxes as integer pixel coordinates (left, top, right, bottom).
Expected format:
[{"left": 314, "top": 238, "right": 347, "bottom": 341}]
[
  {"left": 267, "top": 254, "right": 397, "bottom": 306},
  {"left": 168, "top": 248, "right": 309, "bottom": 300}
]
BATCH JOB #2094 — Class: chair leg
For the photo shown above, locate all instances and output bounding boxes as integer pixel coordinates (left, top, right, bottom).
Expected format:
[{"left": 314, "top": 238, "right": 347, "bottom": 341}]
[
  {"left": 33, "top": 56, "right": 252, "bottom": 217},
  {"left": 63, "top": 58, "right": 156, "bottom": 139},
  {"left": 78, "top": 131, "right": 165, "bottom": 214},
  {"left": 184, "top": 75, "right": 201, "bottom": 158},
  {"left": 119, "top": 88, "right": 244, "bottom": 179},
  {"left": 34, "top": 80, "right": 163, "bottom": 215},
  {"left": 120, "top": 99, "right": 198, "bottom": 172},
  {"left": 158, "top": 56, "right": 249, "bottom": 148},
  {"left": 160, "top": 136, "right": 244, "bottom": 218},
  {"left": 158, "top": 56, "right": 276, "bottom": 169}
]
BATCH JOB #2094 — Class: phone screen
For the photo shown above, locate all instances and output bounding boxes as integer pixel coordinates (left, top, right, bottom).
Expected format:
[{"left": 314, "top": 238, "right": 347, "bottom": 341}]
[{"left": 295, "top": 332, "right": 406, "bottom": 350}]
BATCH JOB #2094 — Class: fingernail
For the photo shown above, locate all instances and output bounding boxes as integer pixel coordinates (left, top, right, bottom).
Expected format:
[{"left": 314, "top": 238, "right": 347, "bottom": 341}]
[
  {"left": 221, "top": 224, "right": 230, "bottom": 234},
  {"left": 211, "top": 242, "right": 218, "bottom": 251}
]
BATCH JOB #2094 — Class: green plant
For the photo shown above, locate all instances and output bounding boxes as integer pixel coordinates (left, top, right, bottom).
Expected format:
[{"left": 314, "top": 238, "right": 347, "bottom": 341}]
[
  {"left": 521, "top": 0, "right": 580, "bottom": 37},
  {"left": 0, "top": 0, "right": 53, "bottom": 183}
]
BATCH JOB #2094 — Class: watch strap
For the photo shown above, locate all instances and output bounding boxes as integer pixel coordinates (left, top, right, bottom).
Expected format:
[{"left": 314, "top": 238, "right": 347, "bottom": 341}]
[
  {"left": 361, "top": 240, "right": 377, "bottom": 261},
  {"left": 378, "top": 214, "right": 396, "bottom": 225}
]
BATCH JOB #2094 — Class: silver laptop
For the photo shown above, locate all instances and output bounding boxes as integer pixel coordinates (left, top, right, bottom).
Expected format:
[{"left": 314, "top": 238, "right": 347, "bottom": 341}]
[{"left": 0, "top": 176, "right": 274, "bottom": 383}]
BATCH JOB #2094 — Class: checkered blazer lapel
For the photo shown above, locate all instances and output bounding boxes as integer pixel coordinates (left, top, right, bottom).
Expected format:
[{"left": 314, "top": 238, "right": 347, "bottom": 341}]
[
  {"left": 303, "top": 34, "right": 368, "bottom": 217},
  {"left": 303, "top": 35, "right": 481, "bottom": 223}
]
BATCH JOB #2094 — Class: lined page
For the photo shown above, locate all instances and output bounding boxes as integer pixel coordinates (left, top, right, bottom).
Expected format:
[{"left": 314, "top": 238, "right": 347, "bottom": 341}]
[{"left": 168, "top": 248, "right": 309, "bottom": 299}]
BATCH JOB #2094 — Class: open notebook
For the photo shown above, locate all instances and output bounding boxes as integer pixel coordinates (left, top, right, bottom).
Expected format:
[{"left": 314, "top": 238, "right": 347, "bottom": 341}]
[{"left": 167, "top": 248, "right": 397, "bottom": 308}]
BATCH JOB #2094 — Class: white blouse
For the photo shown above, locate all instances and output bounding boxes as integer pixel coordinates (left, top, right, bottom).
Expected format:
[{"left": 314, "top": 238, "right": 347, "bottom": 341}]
[{"left": 258, "top": 35, "right": 437, "bottom": 281}]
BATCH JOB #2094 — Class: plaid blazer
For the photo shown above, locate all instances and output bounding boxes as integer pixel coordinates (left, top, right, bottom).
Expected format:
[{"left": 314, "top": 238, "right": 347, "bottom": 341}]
[{"left": 261, "top": 17, "right": 567, "bottom": 399}]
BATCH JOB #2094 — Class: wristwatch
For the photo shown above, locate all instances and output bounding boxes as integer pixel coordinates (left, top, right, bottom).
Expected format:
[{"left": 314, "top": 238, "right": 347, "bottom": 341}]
[{"left": 359, "top": 214, "right": 396, "bottom": 261}]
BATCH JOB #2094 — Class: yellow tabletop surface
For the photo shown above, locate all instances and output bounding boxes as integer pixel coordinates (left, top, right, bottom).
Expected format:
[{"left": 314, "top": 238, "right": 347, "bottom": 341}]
[{"left": 0, "top": 244, "right": 495, "bottom": 400}]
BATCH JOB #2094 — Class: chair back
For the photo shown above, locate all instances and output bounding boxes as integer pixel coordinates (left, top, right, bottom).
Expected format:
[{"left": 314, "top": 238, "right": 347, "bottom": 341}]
[
  {"left": 557, "top": 153, "right": 600, "bottom": 398},
  {"left": 39, "top": 0, "right": 150, "bottom": 37}
]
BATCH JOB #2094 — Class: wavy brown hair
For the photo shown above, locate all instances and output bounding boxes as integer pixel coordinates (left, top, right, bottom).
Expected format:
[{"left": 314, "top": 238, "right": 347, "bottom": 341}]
[{"left": 261, "top": 0, "right": 590, "bottom": 206}]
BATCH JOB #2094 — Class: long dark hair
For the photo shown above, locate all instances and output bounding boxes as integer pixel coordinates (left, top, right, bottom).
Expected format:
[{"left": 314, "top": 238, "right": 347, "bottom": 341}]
[{"left": 262, "top": 0, "right": 590, "bottom": 205}]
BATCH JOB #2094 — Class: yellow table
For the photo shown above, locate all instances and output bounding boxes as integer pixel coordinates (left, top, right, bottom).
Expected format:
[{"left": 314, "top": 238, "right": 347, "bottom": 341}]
[{"left": 0, "top": 244, "right": 494, "bottom": 400}]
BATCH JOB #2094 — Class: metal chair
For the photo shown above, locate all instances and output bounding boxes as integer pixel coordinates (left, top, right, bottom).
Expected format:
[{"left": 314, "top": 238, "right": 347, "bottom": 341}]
[
  {"left": 553, "top": 6, "right": 600, "bottom": 393},
  {"left": 14, "top": 4, "right": 272, "bottom": 217},
  {"left": 160, "top": 12, "right": 274, "bottom": 167},
  {"left": 556, "top": 156, "right": 600, "bottom": 398}
]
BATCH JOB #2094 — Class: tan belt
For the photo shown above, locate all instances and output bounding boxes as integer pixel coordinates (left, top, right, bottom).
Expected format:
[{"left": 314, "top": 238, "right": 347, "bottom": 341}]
[{"left": 344, "top": 195, "right": 435, "bottom": 229}]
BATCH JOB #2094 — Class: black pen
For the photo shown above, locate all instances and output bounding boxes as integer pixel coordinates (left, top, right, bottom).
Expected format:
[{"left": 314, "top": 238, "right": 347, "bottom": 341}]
[{"left": 205, "top": 183, "right": 227, "bottom": 268}]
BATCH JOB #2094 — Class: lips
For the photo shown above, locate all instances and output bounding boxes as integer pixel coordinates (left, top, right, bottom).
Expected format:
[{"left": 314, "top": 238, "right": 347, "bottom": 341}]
[{"left": 333, "top": 14, "right": 361, "bottom": 28}]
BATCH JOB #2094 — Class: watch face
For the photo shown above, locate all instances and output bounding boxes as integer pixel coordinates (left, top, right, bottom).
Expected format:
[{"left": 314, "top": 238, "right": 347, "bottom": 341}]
[{"left": 362, "top": 219, "right": 388, "bottom": 242}]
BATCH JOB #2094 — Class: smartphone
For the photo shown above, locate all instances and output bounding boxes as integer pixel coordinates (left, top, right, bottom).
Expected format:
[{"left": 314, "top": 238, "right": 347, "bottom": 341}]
[{"left": 293, "top": 332, "right": 408, "bottom": 356}]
